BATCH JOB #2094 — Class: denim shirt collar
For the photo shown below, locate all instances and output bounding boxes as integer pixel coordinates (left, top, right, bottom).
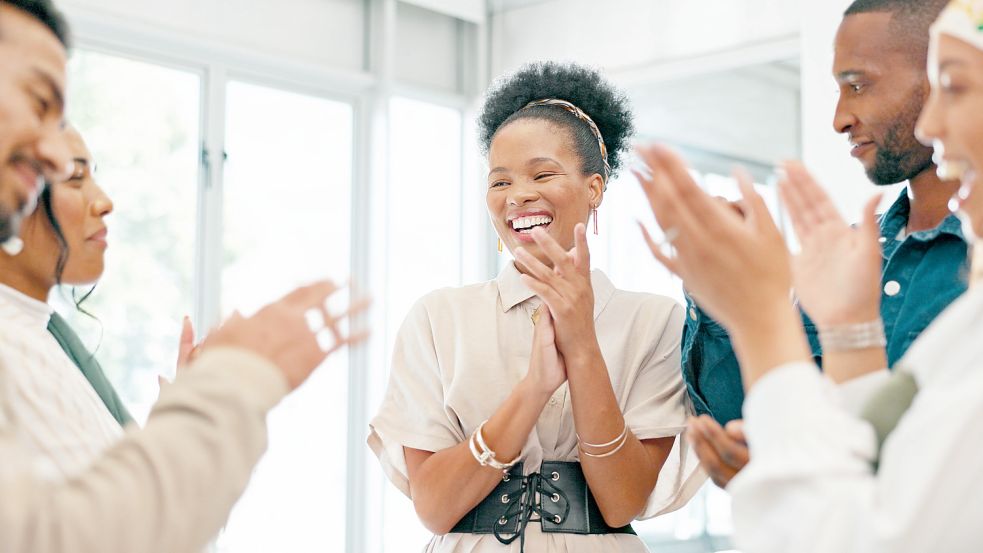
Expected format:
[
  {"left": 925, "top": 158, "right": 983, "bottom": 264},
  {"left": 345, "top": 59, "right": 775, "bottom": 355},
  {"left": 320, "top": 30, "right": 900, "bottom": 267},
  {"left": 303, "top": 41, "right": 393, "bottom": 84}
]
[{"left": 879, "top": 187, "right": 966, "bottom": 259}]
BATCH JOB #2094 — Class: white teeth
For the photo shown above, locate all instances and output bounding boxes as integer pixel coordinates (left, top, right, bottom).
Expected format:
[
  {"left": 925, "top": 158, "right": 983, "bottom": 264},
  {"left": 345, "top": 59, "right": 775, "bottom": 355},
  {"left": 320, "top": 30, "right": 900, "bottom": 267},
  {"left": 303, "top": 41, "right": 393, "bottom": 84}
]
[{"left": 511, "top": 215, "right": 553, "bottom": 230}]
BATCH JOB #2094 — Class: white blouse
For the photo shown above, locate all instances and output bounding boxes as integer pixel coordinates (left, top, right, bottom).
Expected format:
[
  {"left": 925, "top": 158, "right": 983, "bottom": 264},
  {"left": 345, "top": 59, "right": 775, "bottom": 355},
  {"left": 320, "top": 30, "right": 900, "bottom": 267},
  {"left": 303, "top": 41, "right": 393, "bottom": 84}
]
[
  {"left": 369, "top": 263, "right": 705, "bottom": 552},
  {"left": 730, "top": 284, "right": 983, "bottom": 553},
  {"left": 0, "top": 283, "right": 122, "bottom": 481}
]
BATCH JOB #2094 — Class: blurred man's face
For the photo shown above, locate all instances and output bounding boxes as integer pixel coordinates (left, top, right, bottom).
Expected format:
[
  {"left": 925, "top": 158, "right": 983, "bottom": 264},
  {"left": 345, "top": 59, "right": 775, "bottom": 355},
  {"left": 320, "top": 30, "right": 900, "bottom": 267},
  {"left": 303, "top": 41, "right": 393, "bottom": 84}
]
[{"left": 0, "top": 4, "right": 72, "bottom": 242}]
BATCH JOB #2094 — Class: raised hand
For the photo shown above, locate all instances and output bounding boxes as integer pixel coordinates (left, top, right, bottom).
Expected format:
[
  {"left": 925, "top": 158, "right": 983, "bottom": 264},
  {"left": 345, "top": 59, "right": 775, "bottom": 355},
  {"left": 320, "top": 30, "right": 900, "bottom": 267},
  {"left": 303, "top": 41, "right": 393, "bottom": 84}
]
[
  {"left": 634, "top": 144, "right": 792, "bottom": 332},
  {"left": 514, "top": 223, "right": 597, "bottom": 357},
  {"left": 634, "top": 144, "right": 811, "bottom": 386},
  {"left": 525, "top": 306, "right": 567, "bottom": 397},
  {"left": 200, "top": 280, "right": 370, "bottom": 390},
  {"left": 779, "top": 161, "right": 882, "bottom": 326}
]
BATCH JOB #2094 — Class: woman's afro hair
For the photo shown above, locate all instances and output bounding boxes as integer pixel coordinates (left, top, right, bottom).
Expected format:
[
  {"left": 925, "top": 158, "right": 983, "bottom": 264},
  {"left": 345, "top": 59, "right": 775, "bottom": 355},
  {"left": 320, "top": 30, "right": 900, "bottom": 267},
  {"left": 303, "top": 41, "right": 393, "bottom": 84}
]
[{"left": 478, "top": 61, "right": 634, "bottom": 180}]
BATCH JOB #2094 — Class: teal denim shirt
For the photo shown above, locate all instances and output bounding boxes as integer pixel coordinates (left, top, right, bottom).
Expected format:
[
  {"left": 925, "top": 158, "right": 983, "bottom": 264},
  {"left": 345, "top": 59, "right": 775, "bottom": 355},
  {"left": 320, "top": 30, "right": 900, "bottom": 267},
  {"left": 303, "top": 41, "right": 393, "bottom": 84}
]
[{"left": 681, "top": 189, "right": 970, "bottom": 425}]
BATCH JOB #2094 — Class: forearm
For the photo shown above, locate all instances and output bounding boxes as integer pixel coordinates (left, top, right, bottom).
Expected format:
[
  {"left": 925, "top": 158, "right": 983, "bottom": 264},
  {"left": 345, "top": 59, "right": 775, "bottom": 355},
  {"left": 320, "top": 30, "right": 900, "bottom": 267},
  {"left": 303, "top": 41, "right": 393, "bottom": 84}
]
[
  {"left": 408, "top": 378, "right": 549, "bottom": 534},
  {"left": 729, "top": 301, "right": 813, "bottom": 390},
  {"left": 566, "top": 345, "right": 666, "bottom": 527},
  {"left": 822, "top": 348, "right": 888, "bottom": 384},
  {"left": 0, "top": 348, "right": 287, "bottom": 553}
]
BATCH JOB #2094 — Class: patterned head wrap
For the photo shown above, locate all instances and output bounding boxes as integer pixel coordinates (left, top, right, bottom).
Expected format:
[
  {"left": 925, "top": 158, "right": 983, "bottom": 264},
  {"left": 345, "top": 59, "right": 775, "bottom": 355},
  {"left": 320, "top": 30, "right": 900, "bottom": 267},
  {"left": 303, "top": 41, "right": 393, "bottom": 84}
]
[
  {"left": 931, "top": 0, "right": 983, "bottom": 51},
  {"left": 521, "top": 99, "right": 611, "bottom": 182}
]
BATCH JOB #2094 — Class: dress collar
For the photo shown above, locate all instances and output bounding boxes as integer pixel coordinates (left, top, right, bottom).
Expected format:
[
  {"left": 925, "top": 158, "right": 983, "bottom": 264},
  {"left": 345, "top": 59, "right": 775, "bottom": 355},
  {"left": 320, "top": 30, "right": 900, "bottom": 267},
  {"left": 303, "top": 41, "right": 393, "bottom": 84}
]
[
  {"left": 495, "top": 261, "right": 616, "bottom": 321},
  {"left": 0, "top": 282, "right": 52, "bottom": 329}
]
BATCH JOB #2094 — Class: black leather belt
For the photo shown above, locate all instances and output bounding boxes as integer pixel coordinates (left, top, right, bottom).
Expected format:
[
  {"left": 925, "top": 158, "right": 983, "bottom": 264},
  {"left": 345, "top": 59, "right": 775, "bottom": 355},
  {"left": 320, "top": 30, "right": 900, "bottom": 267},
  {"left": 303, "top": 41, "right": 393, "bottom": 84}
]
[{"left": 450, "top": 461, "right": 635, "bottom": 550}]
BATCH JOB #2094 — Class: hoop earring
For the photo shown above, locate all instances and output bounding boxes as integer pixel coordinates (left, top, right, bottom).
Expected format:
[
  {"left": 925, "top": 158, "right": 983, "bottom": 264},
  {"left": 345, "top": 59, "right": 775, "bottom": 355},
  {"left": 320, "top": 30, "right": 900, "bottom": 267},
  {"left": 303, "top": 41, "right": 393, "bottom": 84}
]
[
  {"left": 593, "top": 207, "right": 599, "bottom": 236},
  {"left": 497, "top": 238, "right": 503, "bottom": 253}
]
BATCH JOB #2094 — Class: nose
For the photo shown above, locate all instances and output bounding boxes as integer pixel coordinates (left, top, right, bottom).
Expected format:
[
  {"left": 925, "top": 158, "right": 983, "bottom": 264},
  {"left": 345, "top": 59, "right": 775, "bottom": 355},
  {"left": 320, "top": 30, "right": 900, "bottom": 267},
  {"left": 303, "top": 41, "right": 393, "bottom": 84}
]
[
  {"left": 832, "top": 95, "right": 857, "bottom": 135},
  {"left": 507, "top": 181, "right": 540, "bottom": 206},
  {"left": 34, "top": 126, "right": 74, "bottom": 184},
  {"left": 915, "top": 89, "right": 943, "bottom": 147},
  {"left": 90, "top": 183, "right": 114, "bottom": 218}
]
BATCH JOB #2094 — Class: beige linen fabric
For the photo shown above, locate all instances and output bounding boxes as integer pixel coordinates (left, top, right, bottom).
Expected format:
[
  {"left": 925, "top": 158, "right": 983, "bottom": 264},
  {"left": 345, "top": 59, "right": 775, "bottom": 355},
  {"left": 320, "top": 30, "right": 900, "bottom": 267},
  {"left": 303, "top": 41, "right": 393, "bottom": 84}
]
[{"left": 369, "top": 262, "right": 705, "bottom": 552}]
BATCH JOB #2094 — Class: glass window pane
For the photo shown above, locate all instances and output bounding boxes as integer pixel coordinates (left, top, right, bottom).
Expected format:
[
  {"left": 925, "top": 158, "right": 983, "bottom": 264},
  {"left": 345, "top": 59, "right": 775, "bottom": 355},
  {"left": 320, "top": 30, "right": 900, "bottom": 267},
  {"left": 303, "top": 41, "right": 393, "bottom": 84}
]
[
  {"left": 217, "top": 80, "right": 354, "bottom": 553},
  {"left": 379, "top": 97, "right": 463, "bottom": 551},
  {"left": 64, "top": 50, "right": 201, "bottom": 422}
]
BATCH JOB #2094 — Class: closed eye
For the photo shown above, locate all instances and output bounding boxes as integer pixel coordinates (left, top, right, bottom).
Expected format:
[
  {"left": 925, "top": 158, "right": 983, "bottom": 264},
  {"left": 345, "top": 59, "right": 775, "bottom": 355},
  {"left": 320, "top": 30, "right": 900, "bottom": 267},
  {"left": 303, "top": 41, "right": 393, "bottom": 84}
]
[{"left": 534, "top": 172, "right": 558, "bottom": 181}]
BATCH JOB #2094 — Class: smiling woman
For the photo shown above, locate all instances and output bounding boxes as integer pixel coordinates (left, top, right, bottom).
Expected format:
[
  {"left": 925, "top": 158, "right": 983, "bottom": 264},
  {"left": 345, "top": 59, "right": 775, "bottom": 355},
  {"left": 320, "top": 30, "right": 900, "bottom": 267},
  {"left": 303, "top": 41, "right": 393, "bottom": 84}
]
[{"left": 369, "top": 62, "right": 704, "bottom": 553}]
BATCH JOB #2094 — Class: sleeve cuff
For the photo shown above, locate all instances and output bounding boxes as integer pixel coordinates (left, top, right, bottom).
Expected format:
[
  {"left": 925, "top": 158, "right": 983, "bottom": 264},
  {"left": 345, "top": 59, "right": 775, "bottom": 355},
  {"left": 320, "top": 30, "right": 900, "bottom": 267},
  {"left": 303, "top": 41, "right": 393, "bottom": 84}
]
[{"left": 834, "top": 369, "right": 891, "bottom": 416}]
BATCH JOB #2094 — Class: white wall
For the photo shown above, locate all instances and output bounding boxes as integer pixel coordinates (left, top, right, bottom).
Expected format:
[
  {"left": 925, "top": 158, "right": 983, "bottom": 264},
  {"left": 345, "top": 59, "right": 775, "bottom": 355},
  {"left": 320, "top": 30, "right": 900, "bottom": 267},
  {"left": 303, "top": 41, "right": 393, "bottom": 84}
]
[
  {"left": 60, "top": 0, "right": 367, "bottom": 72},
  {"left": 489, "top": 0, "right": 799, "bottom": 77}
]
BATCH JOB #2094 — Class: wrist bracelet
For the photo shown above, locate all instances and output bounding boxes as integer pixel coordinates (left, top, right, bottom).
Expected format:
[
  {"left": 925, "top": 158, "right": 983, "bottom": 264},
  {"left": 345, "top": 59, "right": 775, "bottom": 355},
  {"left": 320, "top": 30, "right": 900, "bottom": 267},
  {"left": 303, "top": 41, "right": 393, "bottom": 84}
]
[
  {"left": 579, "top": 430, "right": 630, "bottom": 459},
  {"left": 469, "top": 420, "right": 518, "bottom": 472},
  {"left": 818, "top": 319, "right": 887, "bottom": 352},
  {"left": 576, "top": 421, "right": 627, "bottom": 450}
]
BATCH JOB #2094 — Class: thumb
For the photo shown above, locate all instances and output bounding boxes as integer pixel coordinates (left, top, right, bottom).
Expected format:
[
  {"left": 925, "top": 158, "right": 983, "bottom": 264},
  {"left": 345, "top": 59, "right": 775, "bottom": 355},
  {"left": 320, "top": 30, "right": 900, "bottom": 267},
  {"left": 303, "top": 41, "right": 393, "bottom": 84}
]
[
  {"left": 176, "top": 316, "right": 195, "bottom": 370},
  {"left": 861, "top": 193, "right": 883, "bottom": 242}
]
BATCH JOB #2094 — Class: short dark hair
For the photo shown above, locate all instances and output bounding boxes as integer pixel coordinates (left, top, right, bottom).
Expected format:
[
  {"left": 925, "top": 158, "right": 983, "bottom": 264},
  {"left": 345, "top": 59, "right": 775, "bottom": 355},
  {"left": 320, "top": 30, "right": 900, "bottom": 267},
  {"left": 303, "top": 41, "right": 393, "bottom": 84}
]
[
  {"left": 844, "top": 0, "right": 947, "bottom": 54},
  {"left": 478, "top": 62, "right": 634, "bottom": 182},
  {"left": 0, "top": 0, "right": 71, "bottom": 47}
]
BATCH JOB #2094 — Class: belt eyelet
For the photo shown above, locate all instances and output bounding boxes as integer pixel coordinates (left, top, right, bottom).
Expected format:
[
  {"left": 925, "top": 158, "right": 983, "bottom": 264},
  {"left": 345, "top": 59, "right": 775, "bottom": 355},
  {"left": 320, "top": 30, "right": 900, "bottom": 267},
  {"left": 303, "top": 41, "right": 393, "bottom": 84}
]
[
  {"left": 500, "top": 493, "right": 510, "bottom": 503},
  {"left": 553, "top": 515, "right": 563, "bottom": 524},
  {"left": 502, "top": 473, "right": 511, "bottom": 482},
  {"left": 551, "top": 471, "right": 560, "bottom": 481},
  {"left": 550, "top": 493, "right": 560, "bottom": 503},
  {"left": 498, "top": 517, "right": 508, "bottom": 526}
]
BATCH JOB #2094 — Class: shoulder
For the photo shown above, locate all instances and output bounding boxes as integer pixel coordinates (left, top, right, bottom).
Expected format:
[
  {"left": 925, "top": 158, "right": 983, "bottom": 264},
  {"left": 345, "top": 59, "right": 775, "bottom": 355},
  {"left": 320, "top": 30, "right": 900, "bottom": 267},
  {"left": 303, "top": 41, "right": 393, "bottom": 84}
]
[{"left": 608, "top": 288, "right": 684, "bottom": 323}]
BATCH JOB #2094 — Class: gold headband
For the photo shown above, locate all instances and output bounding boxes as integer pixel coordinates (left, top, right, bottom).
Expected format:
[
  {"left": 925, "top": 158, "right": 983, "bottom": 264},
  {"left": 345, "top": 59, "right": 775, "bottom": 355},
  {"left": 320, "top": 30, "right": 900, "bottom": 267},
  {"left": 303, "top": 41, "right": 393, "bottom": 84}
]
[{"left": 522, "top": 98, "right": 611, "bottom": 182}]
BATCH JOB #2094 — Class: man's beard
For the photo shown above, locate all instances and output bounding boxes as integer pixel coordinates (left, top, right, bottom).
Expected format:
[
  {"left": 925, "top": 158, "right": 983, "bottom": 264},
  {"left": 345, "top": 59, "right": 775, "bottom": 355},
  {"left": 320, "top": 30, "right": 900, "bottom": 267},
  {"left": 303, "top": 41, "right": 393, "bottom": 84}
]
[{"left": 866, "top": 96, "right": 934, "bottom": 186}]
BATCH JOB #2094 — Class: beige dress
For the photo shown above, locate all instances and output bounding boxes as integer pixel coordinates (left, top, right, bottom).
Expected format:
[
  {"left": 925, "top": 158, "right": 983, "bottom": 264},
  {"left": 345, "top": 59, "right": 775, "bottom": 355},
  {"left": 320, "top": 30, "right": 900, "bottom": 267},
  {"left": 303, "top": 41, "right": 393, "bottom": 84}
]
[{"left": 369, "top": 263, "right": 705, "bottom": 552}]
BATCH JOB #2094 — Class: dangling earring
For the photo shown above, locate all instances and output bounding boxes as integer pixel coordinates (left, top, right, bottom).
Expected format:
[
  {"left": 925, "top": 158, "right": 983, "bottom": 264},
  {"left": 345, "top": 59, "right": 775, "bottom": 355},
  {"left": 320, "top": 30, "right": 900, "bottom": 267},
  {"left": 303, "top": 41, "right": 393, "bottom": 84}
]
[
  {"left": 592, "top": 207, "right": 599, "bottom": 236},
  {"left": 497, "top": 238, "right": 503, "bottom": 253}
]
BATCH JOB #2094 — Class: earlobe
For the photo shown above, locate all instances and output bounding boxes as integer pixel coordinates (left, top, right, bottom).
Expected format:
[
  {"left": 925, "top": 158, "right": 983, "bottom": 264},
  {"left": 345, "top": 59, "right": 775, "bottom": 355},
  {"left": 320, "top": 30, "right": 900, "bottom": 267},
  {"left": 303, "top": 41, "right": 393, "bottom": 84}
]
[{"left": 589, "top": 174, "right": 605, "bottom": 209}]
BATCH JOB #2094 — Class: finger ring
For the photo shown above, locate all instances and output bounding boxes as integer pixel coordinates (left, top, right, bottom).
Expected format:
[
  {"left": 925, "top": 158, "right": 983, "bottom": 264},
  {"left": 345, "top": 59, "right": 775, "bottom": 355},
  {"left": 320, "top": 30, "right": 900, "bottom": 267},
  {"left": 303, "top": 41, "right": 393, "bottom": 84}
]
[
  {"left": 316, "top": 327, "right": 337, "bottom": 352},
  {"left": 662, "top": 227, "right": 679, "bottom": 246},
  {"left": 304, "top": 308, "right": 326, "bottom": 333}
]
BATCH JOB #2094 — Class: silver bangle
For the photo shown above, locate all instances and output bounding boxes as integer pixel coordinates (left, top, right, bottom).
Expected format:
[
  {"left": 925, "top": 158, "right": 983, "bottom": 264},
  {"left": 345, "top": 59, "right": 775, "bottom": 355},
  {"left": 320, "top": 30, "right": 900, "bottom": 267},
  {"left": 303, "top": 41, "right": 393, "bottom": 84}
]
[
  {"left": 576, "top": 422, "right": 627, "bottom": 450},
  {"left": 818, "top": 319, "right": 887, "bottom": 352},
  {"left": 579, "top": 430, "right": 630, "bottom": 459},
  {"left": 469, "top": 420, "right": 518, "bottom": 472}
]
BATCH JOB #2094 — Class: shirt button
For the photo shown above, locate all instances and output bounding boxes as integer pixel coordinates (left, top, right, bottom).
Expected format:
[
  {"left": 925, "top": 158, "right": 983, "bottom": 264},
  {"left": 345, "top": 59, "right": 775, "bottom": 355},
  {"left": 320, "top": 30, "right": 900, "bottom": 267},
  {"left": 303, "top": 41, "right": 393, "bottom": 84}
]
[
  {"left": 549, "top": 397, "right": 559, "bottom": 407},
  {"left": 689, "top": 308, "right": 697, "bottom": 321},
  {"left": 884, "top": 281, "right": 901, "bottom": 296},
  {"left": 878, "top": 236, "right": 887, "bottom": 244}
]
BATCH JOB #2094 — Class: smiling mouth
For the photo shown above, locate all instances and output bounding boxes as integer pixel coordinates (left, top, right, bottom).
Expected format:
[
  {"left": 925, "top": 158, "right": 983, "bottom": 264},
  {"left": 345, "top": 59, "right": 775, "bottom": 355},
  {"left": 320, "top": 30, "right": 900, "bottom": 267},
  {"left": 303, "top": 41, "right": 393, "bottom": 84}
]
[
  {"left": 510, "top": 215, "right": 553, "bottom": 234},
  {"left": 850, "top": 141, "right": 874, "bottom": 157}
]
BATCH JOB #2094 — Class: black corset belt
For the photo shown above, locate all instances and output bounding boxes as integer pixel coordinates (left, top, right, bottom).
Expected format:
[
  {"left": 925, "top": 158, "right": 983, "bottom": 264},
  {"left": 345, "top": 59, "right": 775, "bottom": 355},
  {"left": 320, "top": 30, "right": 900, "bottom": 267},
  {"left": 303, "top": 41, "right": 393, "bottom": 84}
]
[{"left": 450, "top": 461, "right": 635, "bottom": 551}]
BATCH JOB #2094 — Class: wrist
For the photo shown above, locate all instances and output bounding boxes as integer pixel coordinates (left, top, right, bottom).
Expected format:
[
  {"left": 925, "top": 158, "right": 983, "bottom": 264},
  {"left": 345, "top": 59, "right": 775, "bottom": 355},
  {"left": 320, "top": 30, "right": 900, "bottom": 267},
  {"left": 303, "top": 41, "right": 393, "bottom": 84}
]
[
  {"left": 517, "top": 374, "right": 554, "bottom": 404},
  {"left": 730, "top": 301, "right": 813, "bottom": 389}
]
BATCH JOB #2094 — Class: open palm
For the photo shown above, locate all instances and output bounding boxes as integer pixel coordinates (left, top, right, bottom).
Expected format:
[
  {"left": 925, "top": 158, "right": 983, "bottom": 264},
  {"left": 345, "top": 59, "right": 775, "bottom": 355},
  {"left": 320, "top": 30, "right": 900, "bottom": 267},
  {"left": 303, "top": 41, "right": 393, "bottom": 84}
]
[{"left": 780, "top": 162, "right": 882, "bottom": 326}]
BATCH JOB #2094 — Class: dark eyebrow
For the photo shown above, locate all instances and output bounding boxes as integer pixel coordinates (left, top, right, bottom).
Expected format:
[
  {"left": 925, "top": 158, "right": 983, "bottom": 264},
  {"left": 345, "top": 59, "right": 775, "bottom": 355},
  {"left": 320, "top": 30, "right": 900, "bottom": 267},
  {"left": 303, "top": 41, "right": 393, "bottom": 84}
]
[
  {"left": 835, "top": 70, "right": 865, "bottom": 83},
  {"left": 489, "top": 157, "right": 563, "bottom": 177},
  {"left": 939, "top": 59, "right": 968, "bottom": 71},
  {"left": 527, "top": 157, "right": 561, "bottom": 167},
  {"left": 31, "top": 68, "right": 65, "bottom": 113}
]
